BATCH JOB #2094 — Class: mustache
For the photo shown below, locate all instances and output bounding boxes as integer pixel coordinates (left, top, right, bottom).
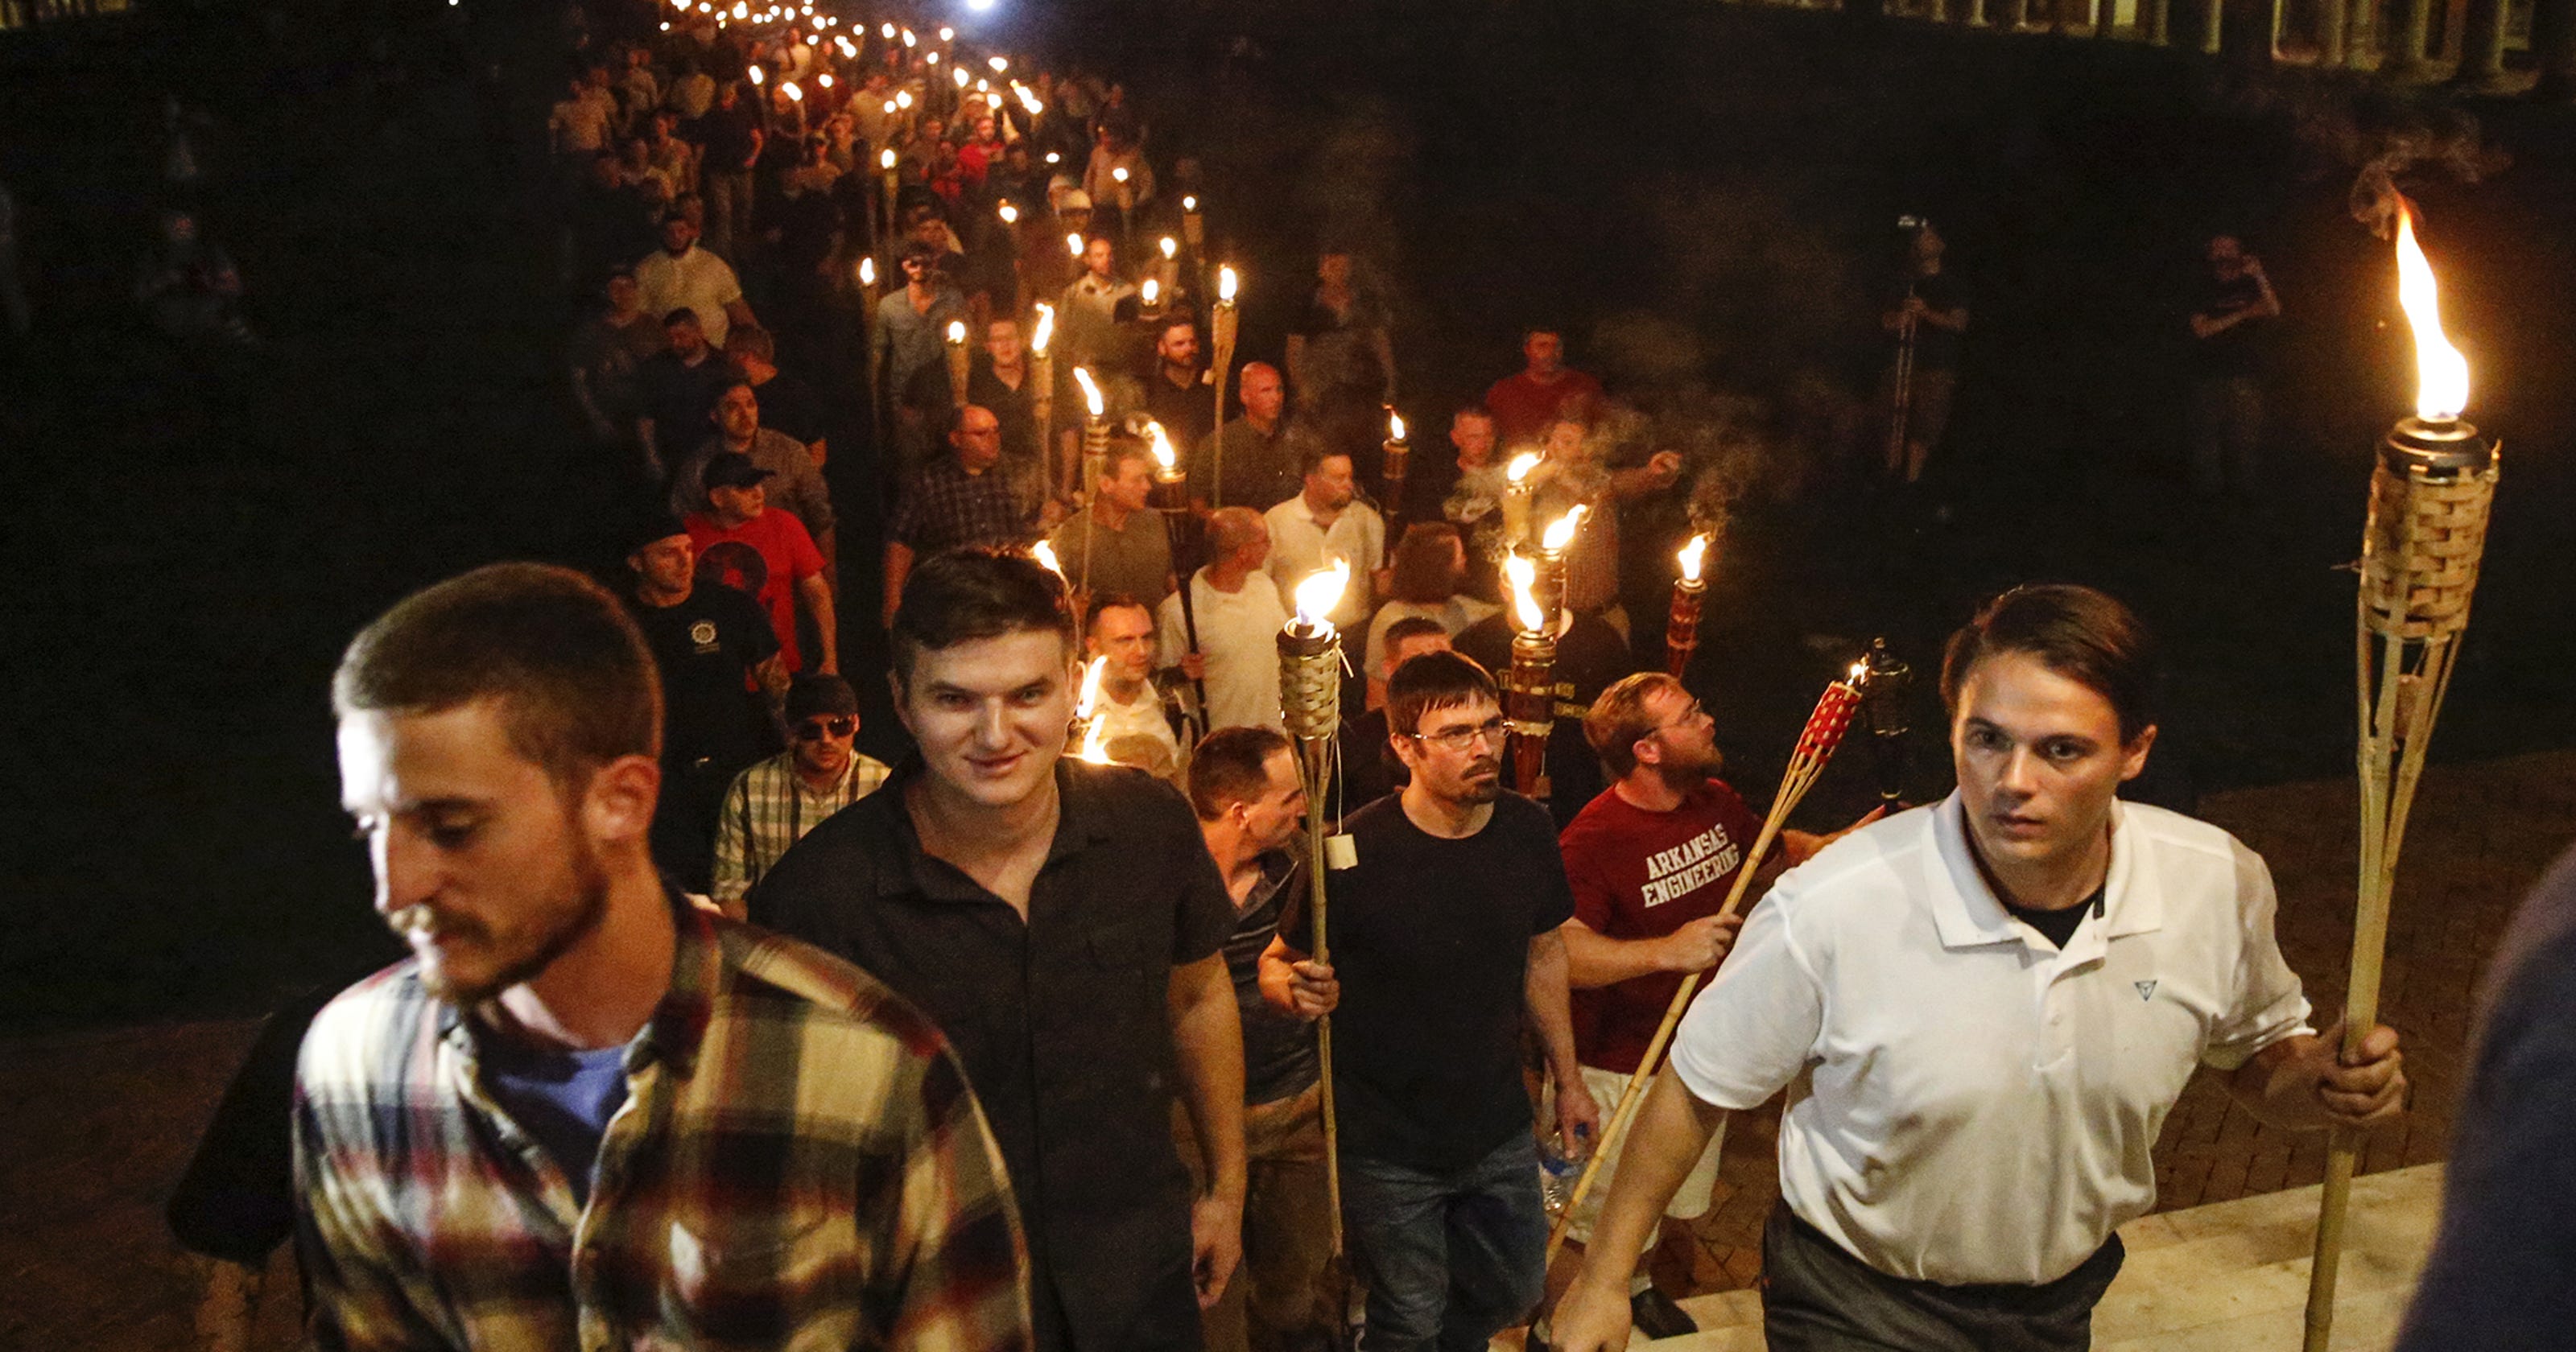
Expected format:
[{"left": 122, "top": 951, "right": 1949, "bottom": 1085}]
[
  {"left": 386, "top": 904, "right": 488, "bottom": 946},
  {"left": 1464, "top": 758, "right": 1500, "bottom": 777}
]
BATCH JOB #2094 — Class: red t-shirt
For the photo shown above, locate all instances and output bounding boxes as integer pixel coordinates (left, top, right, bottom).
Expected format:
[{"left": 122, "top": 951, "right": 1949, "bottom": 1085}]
[
  {"left": 684, "top": 507, "right": 825, "bottom": 671},
  {"left": 1483, "top": 368, "right": 1604, "bottom": 448},
  {"left": 1558, "top": 778, "right": 1765, "bottom": 1074}
]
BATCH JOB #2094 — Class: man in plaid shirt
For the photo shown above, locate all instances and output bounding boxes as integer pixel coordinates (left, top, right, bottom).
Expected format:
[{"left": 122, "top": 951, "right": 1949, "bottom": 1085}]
[
  {"left": 881, "top": 405, "right": 1038, "bottom": 627},
  {"left": 711, "top": 674, "right": 894, "bottom": 914},
  {"left": 297, "top": 563, "right": 1030, "bottom": 1352}
]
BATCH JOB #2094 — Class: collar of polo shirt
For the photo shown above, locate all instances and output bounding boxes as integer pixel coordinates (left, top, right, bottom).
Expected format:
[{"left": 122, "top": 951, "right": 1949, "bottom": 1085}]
[{"left": 1924, "top": 795, "right": 2165, "bottom": 956}]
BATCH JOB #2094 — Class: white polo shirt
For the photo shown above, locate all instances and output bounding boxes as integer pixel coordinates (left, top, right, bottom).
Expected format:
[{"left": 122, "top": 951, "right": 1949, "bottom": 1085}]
[
  {"left": 1262, "top": 496, "right": 1385, "bottom": 631},
  {"left": 1670, "top": 793, "right": 2312, "bottom": 1286}
]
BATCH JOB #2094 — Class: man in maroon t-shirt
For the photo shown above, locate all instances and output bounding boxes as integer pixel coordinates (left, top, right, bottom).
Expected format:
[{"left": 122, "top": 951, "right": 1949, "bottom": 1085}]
[
  {"left": 1483, "top": 328, "right": 1604, "bottom": 451},
  {"left": 683, "top": 453, "right": 838, "bottom": 675},
  {"left": 1555, "top": 672, "right": 1859, "bottom": 1337}
]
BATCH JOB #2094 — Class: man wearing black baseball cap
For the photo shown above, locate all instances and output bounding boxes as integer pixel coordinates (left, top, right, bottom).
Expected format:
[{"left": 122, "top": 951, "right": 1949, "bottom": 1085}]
[
  {"left": 711, "top": 674, "right": 891, "bottom": 913},
  {"left": 683, "top": 451, "right": 838, "bottom": 678}
]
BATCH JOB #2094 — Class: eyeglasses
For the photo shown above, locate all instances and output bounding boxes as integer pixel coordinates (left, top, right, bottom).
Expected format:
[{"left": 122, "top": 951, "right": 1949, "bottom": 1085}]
[
  {"left": 792, "top": 715, "right": 857, "bottom": 740},
  {"left": 1410, "top": 715, "right": 1509, "bottom": 754},
  {"left": 1650, "top": 700, "right": 1709, "bottom": 736}
]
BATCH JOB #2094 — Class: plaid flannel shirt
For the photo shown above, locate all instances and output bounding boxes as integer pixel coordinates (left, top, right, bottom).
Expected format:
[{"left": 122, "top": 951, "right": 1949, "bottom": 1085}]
[
  {"left": 888, "top": 456, "right": 1034, "bottom": 554},
  {"left": 294, "top": 898, "right": 1031, "bottom": 1352},
  {"left": 712, "top": 750, "right": 895, "bottom": 904}
]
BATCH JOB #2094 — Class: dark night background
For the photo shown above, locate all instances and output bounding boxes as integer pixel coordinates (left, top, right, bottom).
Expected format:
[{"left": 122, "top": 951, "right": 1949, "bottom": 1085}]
[{"left": 2, "top": 0, "right": 2570, "bottom": 1025}]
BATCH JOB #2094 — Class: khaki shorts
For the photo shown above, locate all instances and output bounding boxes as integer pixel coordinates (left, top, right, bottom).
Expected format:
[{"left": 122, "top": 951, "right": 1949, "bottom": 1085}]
[{"left": 1563, "top": 1063, "right": 1728, "bottom": 1255}]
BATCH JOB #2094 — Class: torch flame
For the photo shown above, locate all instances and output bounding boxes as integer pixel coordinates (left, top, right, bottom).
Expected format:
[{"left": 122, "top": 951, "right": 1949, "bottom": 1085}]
[
  {"left": 1541, "top": 505, "right": 1587, "bottom": 554},
  {"left": 1678, "top": 534, "right": 1709, "bottom": 584},
  {"left": 895, "top": 89, "right": 912, "bottom": 109},
  {"left": 1113, "top": 167, "right": 1129, "bottom": 184},
  {"left": 1506, "top": 553, "right": 1545, "bottom": 633},
  {"left": 1030, "top": 303, "right": 1054, "bottom": 355},
  {"left": 1141, "top": 278, "right": 1160, "bottom": 305},
  {"left": 881, "top": 21, "right": 894, "bottom": 36},
  {"left": 1183, "top": 196, "right": 1199, "bottom": 212},
  {"left": 857, "top": 256, "right": 876, "bottom": 286},
  {"left": 1292, "top": 559, "right": 1351, "bottom": 633},
  {"left": 1388, "top": 410, "right": 1406, "bottom": 442},
  {"left": 782, "top": 80, "right": 802, "bottom": 101},
  {"left": 2395, "top": 202, "right": 2469, "bottom": 422},
  {"left": 1017, "top": 86, "right": 1042, "bottom": 113},
  {"left": 989, "top": 55, "right": 1009, "bottom": 72},
  {"left": 1031, "top": 540, "right": 1063, "bottom": 578},
  {"left": 998, "top": 201, "right": 1018, "bottom": 225},
  {"left": 882, "top": 99, "right": 897, "bottom": 114},
  {"left": 1505, "top": 450, "right": 1542, "bottom": 484},
  {"left": 938, "top": 25, "right": 954, "bottom": 40},
  {"left": 1147, "top": 422, "right": 1177, "bottom": 472},
  {"left": 1218, "top": 266, "right": 1238, "bottom": 302},
  {"left": 817, "top": 72, "right": 832, "bottom": 89},
  {"left": 880, "top": 147, "right": 897, "bottom": 170},
  {"left": 1072, "top": 367, "right": 1104, "bottom": 418},
  {"left": 1159, "top": 236, "right": 1178, "bottom": 261},
  {"left": 1075, "top": 654, "right": 1106, "bottom": 719},
  {"left": 954, "top": 66, "right": 970, "bottom": 88},
  {"left": 1067, "top": 232, "right": 1084, "bottom": 258},
  {"left": 945, "top": 319, "right": 966, "bottom": 344},
  {"left": 747, "top": 64, "right": 764, "bottom": 84}
]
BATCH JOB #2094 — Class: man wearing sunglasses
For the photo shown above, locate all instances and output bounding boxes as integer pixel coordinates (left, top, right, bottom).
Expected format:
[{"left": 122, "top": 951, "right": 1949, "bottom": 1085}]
[
  {"left": 1259, "top": 650, "right": 1598, "bottom": 1352},
  {"left": 710, "top": 674, "right": 891, "bottom": 915}
]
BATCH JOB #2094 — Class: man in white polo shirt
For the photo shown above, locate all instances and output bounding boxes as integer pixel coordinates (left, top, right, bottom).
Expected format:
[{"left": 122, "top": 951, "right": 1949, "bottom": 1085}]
[
  {"left": 1261, "top": 446, "right": 1384, "bottom": 633},
  {"left": 1552, "top": 584, "right": 2408, "bottom": 1352}
]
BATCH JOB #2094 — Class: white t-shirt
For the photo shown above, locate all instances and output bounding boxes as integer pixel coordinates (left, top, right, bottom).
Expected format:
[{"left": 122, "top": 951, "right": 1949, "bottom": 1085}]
[
  {"left": 1670, "top": 793, "right": 2313, "bottom": 1286},
  {"left": 1262, "top": 497, "right": 1385, "bottom": 632},
  {"left": 550, "top": 94, "right": 614, "bottom": 156},
  {"left": 634, "top": 244, "right": 746, "bottom": 350},
  {"left": 1158, "top": 569, "right": 1288, "bottom": 734},
  {"left": 1092, "top": 681, "right": 1183, "bottom": 781}
]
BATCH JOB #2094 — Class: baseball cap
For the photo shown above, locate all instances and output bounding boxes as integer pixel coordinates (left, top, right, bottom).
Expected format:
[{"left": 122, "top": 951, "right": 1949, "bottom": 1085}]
[
  {"left": 1059, "top": 188, "right": 1092, "bottom": 212},
  {"left": 627, "top": 506, "right": 691, "bottom": 554},
  {"left": 701, "top": 452, "right": 774, "bottom": 493}
]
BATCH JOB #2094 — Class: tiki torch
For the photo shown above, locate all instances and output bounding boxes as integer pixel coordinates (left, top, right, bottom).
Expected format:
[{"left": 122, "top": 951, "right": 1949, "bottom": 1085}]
[
  {"left": 877, "top": 146, "right": 900, "bottom": 241},
  {"left": 1278, "top": 560, "right": 1353, "bottom": 1258},
  {"left": 1862, "top": 637, "right": 1913, "bottom": 810},
  {"left": 944, "top": 319, "right": 970, "bottom": 409},
  {"left": 1537, "top": 505, "right": 1587, "bottom": 626},
  {"left": 1182, "top": 194, "right": 1203, "bottom": 250},
  {"left": 855, "top": 255, "right": 880, "bottom": 424},
  {"left": 1502, "top": 553, "right": 1557, "bottom": 801},
  {"left": 1158, "top": 235, "right": 1180, "bottom": 304},
  {"left": 1028, "top": 303, "right": 1056, "bottom": 497},
  {"left": 1546, "top": 662, "right": 1871, "bottom": 1262},
  {"left": 2302, "top": 200, "right": 2501, "bottom": 1352},
  {"left": 1072, "top": 366, "right": 1108, "bottom": 596},
  {"left": 1665, "top": 533, "right": 1711, "bottom": 678},
  {"left": 1149, "top": 421, "right": 1212, "bottom": 729},
  {"left": 1502, "top": 450, "right": 1542, "bottom": 553},
  {"left": 1069, "top": 654, "right": 1112, "bottom": 765},
  {"left": 1209, "top": 266, "right": 1241, "bottom": 502},
  {"left": 1381, "top": 408, "right": 1410, "bottom": 520},
  {"left": 1139, "top": 276, "right": 1163, "bottom": 320}
]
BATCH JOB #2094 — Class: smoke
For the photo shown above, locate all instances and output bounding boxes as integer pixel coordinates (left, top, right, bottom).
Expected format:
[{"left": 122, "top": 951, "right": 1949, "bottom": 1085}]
[{"left": 2208, "top": 69, "right": 2508, "bottom": 235}]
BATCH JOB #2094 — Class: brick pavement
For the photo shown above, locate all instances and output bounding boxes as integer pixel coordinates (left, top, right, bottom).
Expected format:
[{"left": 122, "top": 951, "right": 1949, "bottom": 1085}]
[{"left": 4, "top": 752, "right": 2569, "bottom": 1349}]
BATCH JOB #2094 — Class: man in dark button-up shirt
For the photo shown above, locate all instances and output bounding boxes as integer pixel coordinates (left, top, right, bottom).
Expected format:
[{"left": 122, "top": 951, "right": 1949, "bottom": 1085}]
[{"left": 752, "top": 549, "right": 1246, "bottom": 1352}]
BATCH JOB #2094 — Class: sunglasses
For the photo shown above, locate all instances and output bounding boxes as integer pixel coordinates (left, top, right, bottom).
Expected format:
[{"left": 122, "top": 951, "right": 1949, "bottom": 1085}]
[{"left": 792, "top": 715, "right": 857, "bottom": 740}]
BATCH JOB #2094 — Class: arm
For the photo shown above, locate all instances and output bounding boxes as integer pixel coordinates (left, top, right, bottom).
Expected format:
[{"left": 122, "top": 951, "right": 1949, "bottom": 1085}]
[
  {"left": 571, "top": 365, "right": 616, "bottom": 439},
  {"left": 1549, "top": 1067, "right": 1732, "bottom": 1352},
  {"left": 1166, "top": 952, "right": 1247, "bottom": 1309},
  {"left": 1257, "top": 934, "right": 1337, "bottom": 1016},
  {"left": 1525, "top": 926, "right": 1600, "bottom": 1148},
  {"left": 883, "top": 540, "right": 914, "bottom": 630},
  {"left": 753, "top": 653, "right": 790, "bottom": 740},
  {"left": 795, "top": 572, "right": 838, "bottom": 674},
  {"left": 1561, "top": 914, "right": 1739, "bottom": 990},
  {"left": 2225, "top": 1025, "right": 2405, "bottom": 1131},
  {"left": 725, "top": 296, "right": 758, "bottom": 332}
]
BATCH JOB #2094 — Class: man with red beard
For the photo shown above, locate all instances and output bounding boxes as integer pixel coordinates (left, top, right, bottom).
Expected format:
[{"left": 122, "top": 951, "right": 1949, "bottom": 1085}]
[{"left": 295, "top": 563, "right": 1031, "bottom": 1350}]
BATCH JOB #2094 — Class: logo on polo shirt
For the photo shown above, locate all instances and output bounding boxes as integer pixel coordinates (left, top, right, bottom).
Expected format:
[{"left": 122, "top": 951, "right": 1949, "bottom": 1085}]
[{"left": 2134, "top": 980, "right": 2158, "bottom": 1001}]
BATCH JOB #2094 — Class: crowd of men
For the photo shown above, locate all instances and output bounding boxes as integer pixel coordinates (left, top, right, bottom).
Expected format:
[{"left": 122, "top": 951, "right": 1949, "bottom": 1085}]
[{"left": 152, "top": 4, "right": 2467, "bottom": 1352}]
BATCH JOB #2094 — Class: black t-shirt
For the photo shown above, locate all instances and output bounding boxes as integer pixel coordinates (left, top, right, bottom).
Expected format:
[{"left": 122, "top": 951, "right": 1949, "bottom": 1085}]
[
  {"left": 696, "top": 103, "right": 761, "bottom": 171},
  {"left": 1283, "top": 791, "right": 1577, "bottom": 1172},
  {"left": 2001, "top": 883, "right": 2103, "bottom": 951},
  {"left": 753, "top": 370, "right": 830, "bottom": 448},
  {"left": 627, "top": 583, "right": 778, "bottom": 772},
  {"left": 2190, "top": 272, "right": 2271, "bottom": 377},
  {"left": 1890, "top": 269, "right": 1970, "bottom": 371},
  {"left": 968, "top": 357, "right": 1041, "bottom": 466},
  {"left": 639, "top": 350, "right": 733, "bottom": 445}
]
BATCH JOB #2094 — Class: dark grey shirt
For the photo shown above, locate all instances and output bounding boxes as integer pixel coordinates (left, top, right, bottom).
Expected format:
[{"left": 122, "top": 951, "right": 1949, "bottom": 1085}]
[{"left": 1226, "top": 849, "right": 1320, "bottom": 1107}]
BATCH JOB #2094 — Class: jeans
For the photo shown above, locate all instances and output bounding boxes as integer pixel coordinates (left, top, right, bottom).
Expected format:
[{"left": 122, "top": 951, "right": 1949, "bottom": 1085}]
[{"left": 1341, "top": 1131, "right": 1548, "bottom": 1352}]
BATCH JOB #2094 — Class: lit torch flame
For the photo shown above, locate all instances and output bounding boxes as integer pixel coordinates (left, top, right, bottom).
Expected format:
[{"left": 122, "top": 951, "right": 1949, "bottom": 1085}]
[
  {"left": 1018, "top": 87, "right": 1042, "bottom": 114},
  {"left": 1219, "top": 266, "right": 1238, "bottom": 302},
  {"left": 1678, "top": 534, "right": 1709, "bottom": 585},
  {"left": 1113, "top": 167, "right": 1129, "bottom": 184},
  {"left": 1506, "top": 553, "right": 1545, "bottom": 633},
  {"left": 1388, "top": 410, "right": 1406, "bottom": 442},
  {"left": 1159, "top": 236, "right": 1178, "bottom": 261},
  {"left": 1141, "top": 278, "right": 1160, "bottom": 306},
  {"left": 747, "top": 64, "right": 765, "bottom": 84},
  {"left": 857, "top": 256, "right": 875, "bottom": 286},
  {"left": 1066, "top": 232, "right": 1084, "bottom": 258},
  {"left": 880, "top": 147, "right": 897, "bottom": 170},
  {"left": 997, "top": 201, "right": 1018, "bottom": 225},
  {"left": 1541, "top": 505, "right": 1587, "bottom": 554},
  {"left": 945, "top": 319, "right": 966, "bottom": 344},
  {"left": 989, "top": 55, "right": 1009, "bottom": 72},
  {"left": 1506, "top": 450, "right": 1542, "bottom": 485},
  {"left": 1183, "top": 195, "right": 1199, "bottom": 212},
  {"left": 2395, "top": 201, "right": 2469, "bottom": 422},
  {"left": 782, "top": 80, "right": 802, "bottom": 101},
  {"left": 1031, "top": 540, "right": 1063, "bottom": 578},
  {"left": 1147, "top": 421, "right": 1177, "bottom": 473},
  {"left": 1292, "top": 559, "right": 1351, "bottom": 634},
  {"left": 1030, "top": 303, "right": 1054, "bottom": 355},
  {"left": 895, "top": 89, "right": 912, "bottom": 109},
  {"left": 1074, "top": 655, "right": 1112, "bottom": 762},
  {"left": 953, "top": 66, "right": 969, "bottom": 88},
  {"left": 1072, "top": 367, "right": 1104, "bottom": 419}
]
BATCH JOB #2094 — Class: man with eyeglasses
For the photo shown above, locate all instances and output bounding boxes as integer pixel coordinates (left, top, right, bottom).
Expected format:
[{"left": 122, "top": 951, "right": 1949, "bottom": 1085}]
[
  {"left": 1258, "top": 650, "right": 1598, "bottom": 1352},
  {"left": 1551, "top": 673, "right": 1871, "bottom": 1338},
  {"left": 710, "top": 674, "right": 891, "bottom": 915}
]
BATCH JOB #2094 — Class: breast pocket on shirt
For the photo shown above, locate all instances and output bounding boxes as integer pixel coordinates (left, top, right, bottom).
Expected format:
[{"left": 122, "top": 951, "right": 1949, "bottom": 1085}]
[{"left": 664, "top": 1211, "right": 856, "bottom": 1348}]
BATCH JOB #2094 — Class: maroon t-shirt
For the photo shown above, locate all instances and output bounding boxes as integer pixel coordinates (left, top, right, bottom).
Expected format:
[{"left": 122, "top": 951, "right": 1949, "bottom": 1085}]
[
  {"left": 1558, "top": 778, "right": 1765, "bottom": 1074},
  {"left": 1483, "top": 368, "right": 1604, "bottom": 447},
  {"left": 684, "top": 507, "right": 825, "bottom": 672}
]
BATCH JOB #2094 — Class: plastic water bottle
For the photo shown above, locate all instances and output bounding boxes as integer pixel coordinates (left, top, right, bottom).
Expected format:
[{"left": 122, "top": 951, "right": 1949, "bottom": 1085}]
[{"left": 1539, "top": 1129, "right": 1584, "bottom": 1217}]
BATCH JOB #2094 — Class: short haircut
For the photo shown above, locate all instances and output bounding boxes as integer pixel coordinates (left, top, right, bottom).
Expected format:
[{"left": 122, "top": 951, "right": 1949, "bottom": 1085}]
[
  {"left": 1586, "top": 671, "right": 1686, "bottom": 781},
  {"left": 724, "top": 324, "right": 776, "bottom": 364},
  {"left": 1381, "top": 616, "right": 1449, "bottom": 670},
  {"left": 1386, "top": 521, "right": 1463, "bottom": 604},
  {"left": 1451, "top": 406, "right": 1494, "bottom": 428},
  {"left": 1188, "top": 725, "right": 1294, "bottom": 820},
  {"left": 332, "top": 563, "right": 661, "bottom": 793},
  {"left": 1084, "top": 591, "right": 1151, "bottom": 635},
  {"left": 891, "top": 548, "right": 1079, "bottom": 685},
  {"left": 1206, "top": 506, "right": 1266, "bottom": 556},
  {"left": 1300, "top": 443, "right": 1351, "bottom": 478},
  {"left": 1104, "top": 443, "right": 1154, "bottom": 483},
  {"left": 1940, "top": 583, "right": 2160, "bottom": 742},
  {"left": 1522, "top": 326, "right": 1563, "bottom": 344},
  {"left": 1387, "top": 649, "right": 1499, "bottom": 739},
  {"left": 1158, "top": 315, "right": 1197, "bottom": 342},
  {"left": 663, "top": 307, "right": 700, "bottom": 328}
]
